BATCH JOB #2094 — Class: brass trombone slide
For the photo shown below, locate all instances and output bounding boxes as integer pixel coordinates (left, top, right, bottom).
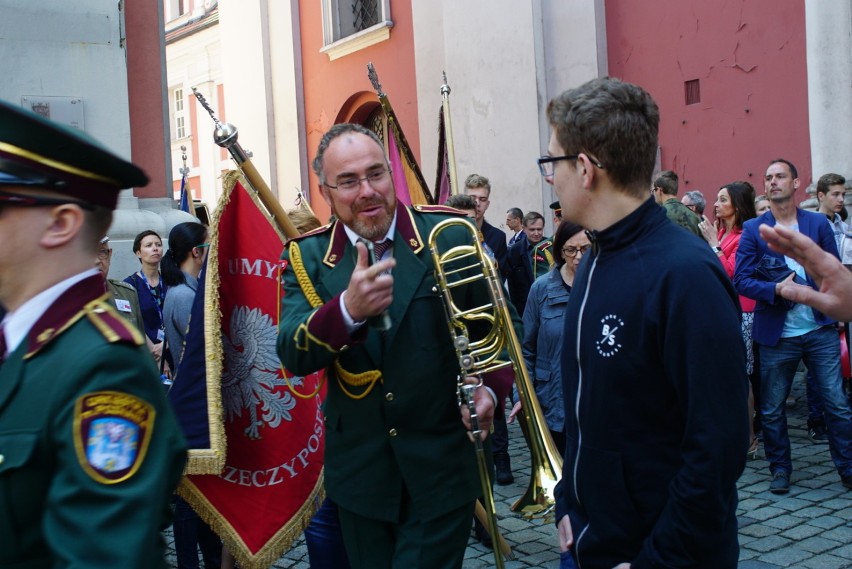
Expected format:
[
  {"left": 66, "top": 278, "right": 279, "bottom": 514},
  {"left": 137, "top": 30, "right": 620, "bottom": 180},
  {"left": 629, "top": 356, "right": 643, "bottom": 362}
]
[{"left": 428, "top": 218, "right": 563, "bottom": 521}]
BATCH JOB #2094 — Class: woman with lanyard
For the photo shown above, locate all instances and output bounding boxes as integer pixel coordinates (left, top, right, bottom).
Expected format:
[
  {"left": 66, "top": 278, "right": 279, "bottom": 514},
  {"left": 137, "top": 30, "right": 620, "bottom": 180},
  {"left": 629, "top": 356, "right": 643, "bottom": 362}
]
[
  {"left": 124, "top": 230, "right": 171, "bottom": 374},
  {"left": 509, "top": 221, "right": 590, "bottom": 456}
]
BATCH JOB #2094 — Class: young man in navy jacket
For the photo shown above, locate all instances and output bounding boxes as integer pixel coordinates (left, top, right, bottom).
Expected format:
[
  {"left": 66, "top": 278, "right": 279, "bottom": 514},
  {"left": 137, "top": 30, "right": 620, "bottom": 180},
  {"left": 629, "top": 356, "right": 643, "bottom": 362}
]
[{"left": 544, "top": 78, "right": 748, "bottom": 569}]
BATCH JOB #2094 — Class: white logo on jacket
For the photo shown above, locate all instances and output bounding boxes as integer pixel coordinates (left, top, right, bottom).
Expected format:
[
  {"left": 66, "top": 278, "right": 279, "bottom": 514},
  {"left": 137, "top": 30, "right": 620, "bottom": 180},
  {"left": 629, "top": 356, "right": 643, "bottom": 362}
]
[{"left": 596, "top": 314, "right": 624, "bottom": 357}]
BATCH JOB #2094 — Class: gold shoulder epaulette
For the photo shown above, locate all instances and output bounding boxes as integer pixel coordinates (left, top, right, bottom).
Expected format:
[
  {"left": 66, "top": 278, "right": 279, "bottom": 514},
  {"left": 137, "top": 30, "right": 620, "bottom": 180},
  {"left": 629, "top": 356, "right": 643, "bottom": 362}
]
[
  {"left": 412, "top": 204, "right": 467, "bottom": 216},
  {"left": 107, "top": 279, "right": 136, "bottom": 293},
  {"left": 285, "top": 223, "right": 333, "bottom": 245},
  {"left": 85, "top": 297, "right": 145, "bottom": 346}
]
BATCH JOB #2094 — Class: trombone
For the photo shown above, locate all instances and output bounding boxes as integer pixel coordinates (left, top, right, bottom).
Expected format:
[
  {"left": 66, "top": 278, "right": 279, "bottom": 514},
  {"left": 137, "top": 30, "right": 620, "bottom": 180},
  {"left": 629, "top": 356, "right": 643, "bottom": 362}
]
[{"left": 428, "top": 218, "right": 563, "bottom": 564}]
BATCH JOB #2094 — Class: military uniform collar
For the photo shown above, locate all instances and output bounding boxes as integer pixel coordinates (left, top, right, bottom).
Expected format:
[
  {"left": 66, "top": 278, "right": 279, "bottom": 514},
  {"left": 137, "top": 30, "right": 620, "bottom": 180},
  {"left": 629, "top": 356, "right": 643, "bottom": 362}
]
[
  {"left": 323, "top": 202, "right": 425, "bottom": 267},
  {"left": 4, "top": 269, "right": 105, "bottom": 358}
]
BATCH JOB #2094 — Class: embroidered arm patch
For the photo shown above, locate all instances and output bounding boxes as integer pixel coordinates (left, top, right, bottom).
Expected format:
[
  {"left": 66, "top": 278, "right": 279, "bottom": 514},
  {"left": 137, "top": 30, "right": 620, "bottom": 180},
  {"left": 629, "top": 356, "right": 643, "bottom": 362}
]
[{"left": 73, "top": 391, "right": 156, "bottom": 484}]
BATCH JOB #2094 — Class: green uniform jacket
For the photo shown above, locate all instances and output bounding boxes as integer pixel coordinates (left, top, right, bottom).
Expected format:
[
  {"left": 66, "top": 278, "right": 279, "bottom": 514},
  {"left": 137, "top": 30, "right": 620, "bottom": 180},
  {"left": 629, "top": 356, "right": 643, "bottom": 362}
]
[
  {"left": 663, "top": 197, "right": 703, "bottom": 239},
  {"left": 278, "top": 204, "right": 488, "bottom": 523},
  {"left": 107, "top": 278, "right": 146, "bottom": 336},
  {"left": 0, "top": 274, "right": 187, "bottom": 569}
]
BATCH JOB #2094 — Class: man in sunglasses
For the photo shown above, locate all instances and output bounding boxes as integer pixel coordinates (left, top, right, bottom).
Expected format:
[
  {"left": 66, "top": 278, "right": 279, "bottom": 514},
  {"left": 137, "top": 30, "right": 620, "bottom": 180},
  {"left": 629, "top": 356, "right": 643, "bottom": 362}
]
[{"left": 0, "top": 99, "right": 186, "bottom": 568}]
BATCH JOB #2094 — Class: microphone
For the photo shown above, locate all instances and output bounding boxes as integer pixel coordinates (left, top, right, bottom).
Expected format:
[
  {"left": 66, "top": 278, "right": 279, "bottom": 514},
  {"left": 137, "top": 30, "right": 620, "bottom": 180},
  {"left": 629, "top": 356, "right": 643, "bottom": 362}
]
[{"left": 356, "top": 238, "right": 392, "bottom": 331}]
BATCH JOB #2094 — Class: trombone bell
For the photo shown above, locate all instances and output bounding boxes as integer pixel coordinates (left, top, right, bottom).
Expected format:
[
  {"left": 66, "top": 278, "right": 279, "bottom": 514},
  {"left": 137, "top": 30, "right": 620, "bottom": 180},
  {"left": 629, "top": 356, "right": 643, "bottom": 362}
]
[{"left": 427, "top": 218, "right": 563, "bottom": 520}]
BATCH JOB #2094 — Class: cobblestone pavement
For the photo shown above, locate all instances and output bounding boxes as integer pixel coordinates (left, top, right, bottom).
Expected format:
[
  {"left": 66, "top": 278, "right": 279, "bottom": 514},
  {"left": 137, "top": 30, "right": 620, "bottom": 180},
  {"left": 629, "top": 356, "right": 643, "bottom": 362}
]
[{"left": 166, "top": 379, "right": 852, "bottom": 568}]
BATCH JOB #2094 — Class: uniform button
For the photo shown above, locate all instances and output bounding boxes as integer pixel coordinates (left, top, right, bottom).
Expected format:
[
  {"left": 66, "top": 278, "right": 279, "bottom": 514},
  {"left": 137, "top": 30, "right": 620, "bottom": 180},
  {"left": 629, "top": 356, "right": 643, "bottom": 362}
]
[
  {"left": 385, "top": 392, "right": 394, "bottom": 401},
  {"left": 389, "top": 428, "right": 398, "bottom": 437}
]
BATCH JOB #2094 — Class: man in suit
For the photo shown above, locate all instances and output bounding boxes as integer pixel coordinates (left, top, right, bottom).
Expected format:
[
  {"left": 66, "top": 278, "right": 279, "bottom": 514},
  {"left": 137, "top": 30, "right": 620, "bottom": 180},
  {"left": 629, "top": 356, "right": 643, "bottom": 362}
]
[
  {"left": 506, "top": 211, "right": 554, "bottom": 317},
  {"left": 735, "top": 158, "right": 852, "bottom": 494},
  {"left": 0, "top": 100, "right": 186, "bottom": 568},
  {"left": 278, "top": 123, "right": 499, "bottom": 568},
  {"left": 464, "top": 174, "right": 509, "bottom": 279},
  {"left": 461, "top": 175, "right": 515, "bottom": 486},
  {"left": 506, "top": 207, "right": 524, "bottom": 247}
]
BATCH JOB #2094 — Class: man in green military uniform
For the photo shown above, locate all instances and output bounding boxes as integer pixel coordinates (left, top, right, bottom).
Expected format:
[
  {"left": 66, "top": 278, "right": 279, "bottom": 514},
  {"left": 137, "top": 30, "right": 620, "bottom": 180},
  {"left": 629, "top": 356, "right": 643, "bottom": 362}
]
[
  {"left": 278, "top": 124, "right": 499, "bottom": 568},
  {"left": 652, "top": 169, "right": 703, "bottom": 238},
  {"left": 96, "top": 235, "right": 146, "bottom": 337},
  {"left": 0, "top": 100, "right": 187, "bottom": 568}
]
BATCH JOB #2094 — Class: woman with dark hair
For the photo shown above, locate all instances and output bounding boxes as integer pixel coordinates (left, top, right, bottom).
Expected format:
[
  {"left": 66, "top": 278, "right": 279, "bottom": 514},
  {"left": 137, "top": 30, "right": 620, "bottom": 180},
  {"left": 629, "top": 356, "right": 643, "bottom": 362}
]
[
  {"left": 124, "top": 230, "right": 170, "bottom": 370},
  {"left": 160, "top": 221, "right": 222, "bottom": 569},
  {"left": 161, "top": 221, "right": 208, "bottom": 359},
  {"left": 700, "top": 181, "right": 760, "bottom": 458},
  {"left": 509, "top": 220, "right": 589, "bottom": 456}
]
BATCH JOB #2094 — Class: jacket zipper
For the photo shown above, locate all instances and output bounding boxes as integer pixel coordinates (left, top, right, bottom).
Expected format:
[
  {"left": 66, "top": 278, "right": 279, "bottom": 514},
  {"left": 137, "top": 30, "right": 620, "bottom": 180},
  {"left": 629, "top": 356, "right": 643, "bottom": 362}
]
[{"left": 571, "top": 238, "right": 599, "bottom": 568}]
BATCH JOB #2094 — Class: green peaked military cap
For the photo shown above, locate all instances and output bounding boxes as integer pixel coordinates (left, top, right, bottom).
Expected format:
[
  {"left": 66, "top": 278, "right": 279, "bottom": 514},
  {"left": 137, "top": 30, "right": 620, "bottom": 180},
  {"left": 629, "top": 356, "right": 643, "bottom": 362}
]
[{"left": 0, "top": 98, "right": 148, "bottom": 209}]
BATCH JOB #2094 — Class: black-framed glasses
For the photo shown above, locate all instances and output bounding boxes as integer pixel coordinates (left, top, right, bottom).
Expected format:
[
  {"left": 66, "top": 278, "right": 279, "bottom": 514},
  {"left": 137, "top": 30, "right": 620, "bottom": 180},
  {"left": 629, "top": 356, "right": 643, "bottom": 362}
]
[
  {"left": 96, "top": 249, "right": 110, "bottom": 260},
  {"left": 684, "top": 204, "right": 698, "bottom": 212},
  {"left": 0, "top": 190, "right": 94, "bottom": 211},
  {"left": 562, "top": 244, "right": 591, "bottom": 257},
  {"left": 537, "top": 155, "right": 578, "bottom": 177},
  {"left": 324, "top": 169, "right": 391, "bottom": 192}
]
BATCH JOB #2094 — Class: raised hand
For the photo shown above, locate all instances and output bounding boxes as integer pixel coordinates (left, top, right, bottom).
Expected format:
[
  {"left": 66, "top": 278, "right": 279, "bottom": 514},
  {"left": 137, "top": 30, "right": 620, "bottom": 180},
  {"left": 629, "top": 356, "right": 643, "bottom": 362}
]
[{"left": 344, "top": 241, "right": 396, "bottom": 321}]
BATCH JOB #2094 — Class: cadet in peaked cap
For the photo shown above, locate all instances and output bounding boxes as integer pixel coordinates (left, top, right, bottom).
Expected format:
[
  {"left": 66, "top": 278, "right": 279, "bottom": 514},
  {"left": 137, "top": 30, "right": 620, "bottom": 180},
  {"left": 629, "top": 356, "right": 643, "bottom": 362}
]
[
  {"left": 549, "top": 199, "right": 562, "bottom": 223},
  {"left": 0, "top": 99, "right": 186, "bottom": 569},
  {"left": 0, "top": 98, "right": 147, "bottom": 208}
]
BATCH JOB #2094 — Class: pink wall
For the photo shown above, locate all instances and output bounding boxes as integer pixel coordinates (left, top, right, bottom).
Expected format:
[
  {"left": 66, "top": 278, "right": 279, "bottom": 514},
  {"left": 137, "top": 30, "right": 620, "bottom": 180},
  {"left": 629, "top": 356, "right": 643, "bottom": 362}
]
[
  {"left": 298, "top": 0, "right": 421, "bottom": 222},
  {"left": 605, "top": 0, "right": 810, "bottom": 209}
]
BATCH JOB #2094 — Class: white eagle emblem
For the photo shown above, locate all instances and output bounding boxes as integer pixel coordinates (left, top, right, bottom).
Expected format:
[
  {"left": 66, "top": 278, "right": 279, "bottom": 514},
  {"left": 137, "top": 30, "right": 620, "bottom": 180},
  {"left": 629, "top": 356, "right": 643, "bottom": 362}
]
[{"left": 221, "top": 306, "right": 302, "bottom": 439}]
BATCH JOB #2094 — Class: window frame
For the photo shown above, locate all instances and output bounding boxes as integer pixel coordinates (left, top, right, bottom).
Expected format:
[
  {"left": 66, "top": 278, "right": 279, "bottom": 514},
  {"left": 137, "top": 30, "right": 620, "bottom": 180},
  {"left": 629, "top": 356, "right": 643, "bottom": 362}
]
[
  {"left": 172, "top": 87, "right": 187, "bottom": 140},
  {"left": 319, "top": 0, "right": 393, "bottom": 61}
]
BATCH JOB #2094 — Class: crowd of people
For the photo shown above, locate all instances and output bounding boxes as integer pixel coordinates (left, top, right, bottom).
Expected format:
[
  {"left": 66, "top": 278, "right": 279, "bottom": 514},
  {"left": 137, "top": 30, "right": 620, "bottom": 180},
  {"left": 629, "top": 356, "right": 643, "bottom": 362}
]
[{"left": 3, "top": 74, "right": 852, "bottom": 569}]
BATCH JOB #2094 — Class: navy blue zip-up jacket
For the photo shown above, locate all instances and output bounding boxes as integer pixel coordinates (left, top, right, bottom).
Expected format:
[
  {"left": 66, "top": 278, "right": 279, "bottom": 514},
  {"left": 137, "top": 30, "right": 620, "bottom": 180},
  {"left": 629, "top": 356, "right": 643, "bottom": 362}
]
[{"left": 555, "top": 198, "right": 748, "bottom": 569}]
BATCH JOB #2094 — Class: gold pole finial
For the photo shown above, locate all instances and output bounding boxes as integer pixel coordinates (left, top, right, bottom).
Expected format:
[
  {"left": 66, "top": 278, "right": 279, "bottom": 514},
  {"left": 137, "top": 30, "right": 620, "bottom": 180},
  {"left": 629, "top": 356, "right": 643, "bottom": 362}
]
[
  {"left": 192, "top": 89, "right": 299, "bottom": 238},
  {"left": 440, "top": 72, "right": 460, "bottom": 197}
]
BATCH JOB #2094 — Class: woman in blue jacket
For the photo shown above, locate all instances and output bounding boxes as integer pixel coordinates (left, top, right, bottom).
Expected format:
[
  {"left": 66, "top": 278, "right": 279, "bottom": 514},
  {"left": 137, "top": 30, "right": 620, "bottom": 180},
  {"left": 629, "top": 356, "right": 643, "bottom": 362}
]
[{"left": 509, "top": 221, "right": 589, "bottom": 455}]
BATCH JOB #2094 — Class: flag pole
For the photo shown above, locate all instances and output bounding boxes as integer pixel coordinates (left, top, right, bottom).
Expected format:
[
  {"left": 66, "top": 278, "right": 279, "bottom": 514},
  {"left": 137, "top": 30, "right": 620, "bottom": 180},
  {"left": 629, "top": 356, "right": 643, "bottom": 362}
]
[
  {"left": 296, "top": 188, "right": 317, "bottom": 218},
  {"left": 367, "top": 63, "right": 434, "bottom": 204},
  {"left": 440, "top": 72, "right": 460, "bottom": 197},
  {"left": 179, "top": 145, "right": 197, "bottom": 217},
  {"left": 192, "top": 88, "right": 300, "bottom": 239}
]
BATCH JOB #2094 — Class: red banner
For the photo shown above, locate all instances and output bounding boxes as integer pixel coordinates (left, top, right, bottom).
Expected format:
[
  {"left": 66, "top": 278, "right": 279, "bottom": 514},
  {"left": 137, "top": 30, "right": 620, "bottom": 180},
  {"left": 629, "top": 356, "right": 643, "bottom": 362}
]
[{"left": 179, "top": 174, "right": 325, "bottom": 568}]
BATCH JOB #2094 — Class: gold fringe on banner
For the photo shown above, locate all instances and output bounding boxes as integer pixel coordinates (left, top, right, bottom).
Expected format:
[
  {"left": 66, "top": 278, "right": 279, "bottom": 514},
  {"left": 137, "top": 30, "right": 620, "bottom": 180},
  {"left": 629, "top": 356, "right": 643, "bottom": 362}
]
[
  {"left": 178, "top": 170, "right": 325, "bottom": 569},
  {"left": 178, "top": 170, "right": 233, "bottom": 475},
  {"left": 178, "top": 474, "right": 324, "bottom": 569}
]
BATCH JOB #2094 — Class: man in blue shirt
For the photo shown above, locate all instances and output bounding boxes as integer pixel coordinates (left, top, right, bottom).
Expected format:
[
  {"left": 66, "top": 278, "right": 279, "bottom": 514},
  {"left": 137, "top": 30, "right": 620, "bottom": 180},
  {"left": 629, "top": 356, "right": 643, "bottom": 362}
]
[{"left": 735, "top": 158, "right": 852, "bottom": 494}]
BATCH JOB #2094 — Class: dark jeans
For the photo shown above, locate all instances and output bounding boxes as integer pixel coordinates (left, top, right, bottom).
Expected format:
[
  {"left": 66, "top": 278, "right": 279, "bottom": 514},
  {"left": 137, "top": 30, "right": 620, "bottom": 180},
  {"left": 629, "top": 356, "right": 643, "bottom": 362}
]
[
  {"left": 750, "top": 341, "right": 762, "bottom": 431},
  {"left": 760, "top": 326, "right": 852, "bottom": 477},
  {"left": 173, "top": 496, "right": 222, "bottom": 569},
  {"left": 491, "top": 412, "right": 509, "bottom": 455},
  {"left": 304, "top": 498, "right": 351, "bottom": 569},
  {"left": 806, "top": 368, "right": 827, "bottom": 423},
  {"left": 560, "top": 550, "right": 579, "bottom": 569}
]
